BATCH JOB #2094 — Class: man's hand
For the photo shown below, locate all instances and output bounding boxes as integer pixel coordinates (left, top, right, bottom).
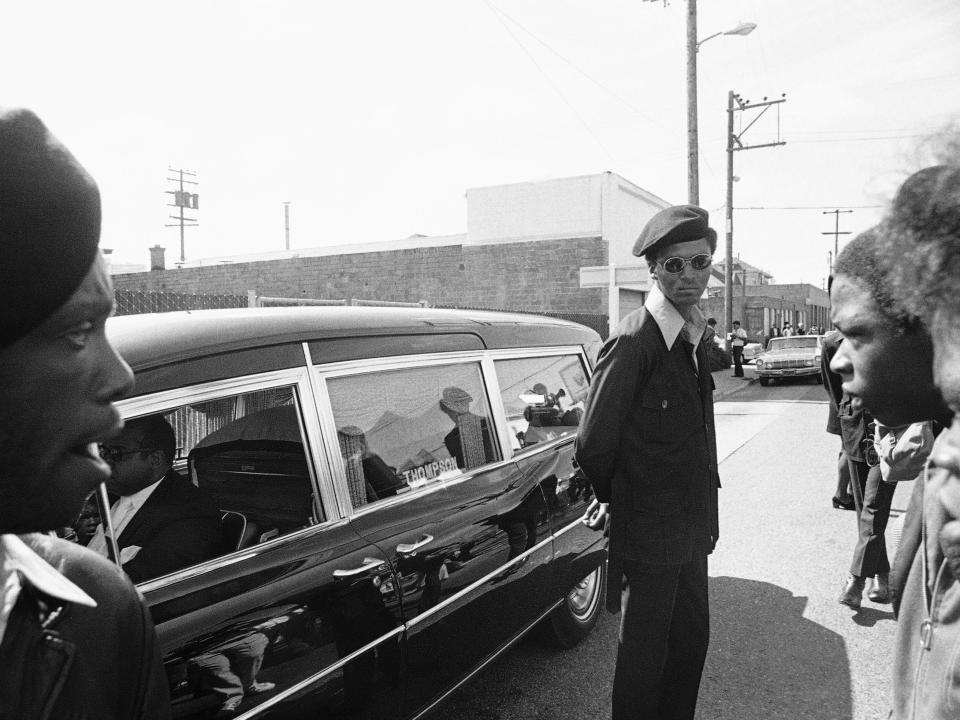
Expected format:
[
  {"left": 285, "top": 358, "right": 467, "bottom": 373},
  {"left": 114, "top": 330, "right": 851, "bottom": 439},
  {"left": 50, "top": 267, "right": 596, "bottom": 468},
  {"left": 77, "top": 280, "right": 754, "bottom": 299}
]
[{"left": 581, "top": 499, "right": 609, "bottom": 530}]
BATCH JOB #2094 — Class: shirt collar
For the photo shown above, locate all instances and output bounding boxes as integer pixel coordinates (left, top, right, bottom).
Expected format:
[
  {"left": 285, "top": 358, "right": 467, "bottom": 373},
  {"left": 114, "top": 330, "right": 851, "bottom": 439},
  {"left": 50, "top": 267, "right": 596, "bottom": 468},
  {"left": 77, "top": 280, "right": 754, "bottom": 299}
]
[
  {"left": 644, "top": 284, "right": 706, "bottom": 348},
  {"left": 1, "top": 534, "right": 97, "bottom": 608}
]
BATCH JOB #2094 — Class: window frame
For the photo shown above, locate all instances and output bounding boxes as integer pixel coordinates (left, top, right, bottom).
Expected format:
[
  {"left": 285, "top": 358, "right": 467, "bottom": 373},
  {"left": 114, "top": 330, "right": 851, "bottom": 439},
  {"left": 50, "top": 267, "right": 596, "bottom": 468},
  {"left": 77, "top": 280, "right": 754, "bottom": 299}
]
[
  {"left": 310, "top": 345, "right": 592, "bottom": 516},
  {"left": 485, "top": 348, "right": 592, "bottom": 460},
  {"left": 114, "top": 363, "right": 334, "bottom": 592},
  {"left": 312, "top": 350, "right": 505, "bottom": 517}
]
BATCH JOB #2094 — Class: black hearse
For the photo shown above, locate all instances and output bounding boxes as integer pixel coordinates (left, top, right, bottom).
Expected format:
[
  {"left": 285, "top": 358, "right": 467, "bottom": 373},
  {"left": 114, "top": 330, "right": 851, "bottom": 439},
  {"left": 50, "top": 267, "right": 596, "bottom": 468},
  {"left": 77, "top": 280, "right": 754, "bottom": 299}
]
[{"left": 104, "top": 306, "right": 606, "bottom": 719}]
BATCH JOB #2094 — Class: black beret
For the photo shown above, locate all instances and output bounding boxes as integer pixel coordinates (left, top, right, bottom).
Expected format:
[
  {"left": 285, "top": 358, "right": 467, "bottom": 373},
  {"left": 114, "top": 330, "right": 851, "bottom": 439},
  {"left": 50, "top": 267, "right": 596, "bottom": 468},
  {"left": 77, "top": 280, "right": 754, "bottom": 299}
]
[
  {"left": 633, "top": 204, "right": 717, "bottom": 258},
  {"left": 0, "top": 108, "right": 101, "bottom": 347}
]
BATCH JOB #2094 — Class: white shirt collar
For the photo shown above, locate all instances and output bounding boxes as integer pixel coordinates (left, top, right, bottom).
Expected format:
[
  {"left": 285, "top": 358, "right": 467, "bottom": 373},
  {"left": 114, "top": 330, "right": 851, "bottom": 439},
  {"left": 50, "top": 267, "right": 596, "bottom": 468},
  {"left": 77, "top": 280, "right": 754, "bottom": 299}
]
[
  {"left": 644, "top": 284, "right": 706, "bottom": 348},
  {"left": 1, "top": 534, "right": 97, "bottom": 608}
]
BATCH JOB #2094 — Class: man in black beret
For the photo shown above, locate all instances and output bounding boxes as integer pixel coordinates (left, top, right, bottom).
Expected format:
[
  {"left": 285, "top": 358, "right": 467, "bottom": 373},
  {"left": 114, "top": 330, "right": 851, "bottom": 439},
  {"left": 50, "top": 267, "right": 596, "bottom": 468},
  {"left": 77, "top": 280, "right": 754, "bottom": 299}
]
[
  {"left": 0, "top": 107, "right": 170, "bottom": 719},
  {"left": 576, "top": 204, "right": 720, "bottom": 720}
]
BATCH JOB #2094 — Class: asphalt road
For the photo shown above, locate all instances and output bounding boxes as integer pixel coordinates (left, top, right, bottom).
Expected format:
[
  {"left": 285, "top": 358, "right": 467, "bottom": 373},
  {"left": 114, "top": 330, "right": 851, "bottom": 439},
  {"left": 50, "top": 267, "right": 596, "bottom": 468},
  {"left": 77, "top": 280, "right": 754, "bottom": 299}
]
[{"left": 439, "top": 380, "right": 911, "bottom": 720}]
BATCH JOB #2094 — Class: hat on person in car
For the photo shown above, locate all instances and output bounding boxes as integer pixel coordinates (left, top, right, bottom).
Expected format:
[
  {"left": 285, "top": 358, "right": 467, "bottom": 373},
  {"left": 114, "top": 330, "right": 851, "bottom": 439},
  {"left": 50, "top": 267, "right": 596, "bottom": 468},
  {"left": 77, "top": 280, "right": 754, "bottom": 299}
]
[
  {"left": 0, "top": 107, "right": 101, "bottom": 347},
  {"left": 633, "top": 204, "right": 717, "bottom": 258},
  {"left": 440, "top": 387, "right": 474, "bottom": 415}
]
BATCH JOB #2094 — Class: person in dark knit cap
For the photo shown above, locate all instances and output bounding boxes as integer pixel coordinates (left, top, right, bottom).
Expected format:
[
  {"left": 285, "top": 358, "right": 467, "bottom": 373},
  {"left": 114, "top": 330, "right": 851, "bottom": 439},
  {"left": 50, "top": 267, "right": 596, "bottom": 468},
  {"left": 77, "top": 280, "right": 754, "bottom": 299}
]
[
  {"left": 575, "top": 204, "right": 719, "bottom": 720},
  {"left": 0, "top": 107, "right": 170, "bottom": 719}
]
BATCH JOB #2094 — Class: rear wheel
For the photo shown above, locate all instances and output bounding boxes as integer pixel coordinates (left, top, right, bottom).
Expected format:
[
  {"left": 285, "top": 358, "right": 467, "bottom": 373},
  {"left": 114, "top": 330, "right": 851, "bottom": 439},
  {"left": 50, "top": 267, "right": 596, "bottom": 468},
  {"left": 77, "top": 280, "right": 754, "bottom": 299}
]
[
  {"left": 759, "top": 377, "right": 771, "bottom": 387},
  {"left": 547, "top": 562, "right": 606, "bottom": 648}
]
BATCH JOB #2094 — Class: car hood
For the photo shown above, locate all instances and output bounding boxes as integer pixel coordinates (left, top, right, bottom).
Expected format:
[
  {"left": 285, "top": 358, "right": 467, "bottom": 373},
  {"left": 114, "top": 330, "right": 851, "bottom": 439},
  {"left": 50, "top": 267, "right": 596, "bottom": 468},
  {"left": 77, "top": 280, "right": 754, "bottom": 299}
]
[{"left": 757, "top": 350, "right": 818, "bottom": 362}]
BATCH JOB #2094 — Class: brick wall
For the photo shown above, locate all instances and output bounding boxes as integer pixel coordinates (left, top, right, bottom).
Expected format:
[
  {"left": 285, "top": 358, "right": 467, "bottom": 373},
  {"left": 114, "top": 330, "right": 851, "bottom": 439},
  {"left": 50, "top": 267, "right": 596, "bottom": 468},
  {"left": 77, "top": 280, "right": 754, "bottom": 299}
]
[{"left": 111, "top": 237, "right": 608, "bottom": 316}]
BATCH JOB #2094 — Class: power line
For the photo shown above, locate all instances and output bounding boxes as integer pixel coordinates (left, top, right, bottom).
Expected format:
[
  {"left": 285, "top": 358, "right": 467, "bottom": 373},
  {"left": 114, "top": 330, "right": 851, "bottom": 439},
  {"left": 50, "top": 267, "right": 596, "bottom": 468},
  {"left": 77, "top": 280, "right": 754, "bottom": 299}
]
[
  {"left": 484, "top": 0, "right": 667, "bottom": 131},
  {"left": 736, "top": 204, "right": 883, "bottom": 210},
  {"left": 482, "top": 0, "right": 615, "bottom": 163}
]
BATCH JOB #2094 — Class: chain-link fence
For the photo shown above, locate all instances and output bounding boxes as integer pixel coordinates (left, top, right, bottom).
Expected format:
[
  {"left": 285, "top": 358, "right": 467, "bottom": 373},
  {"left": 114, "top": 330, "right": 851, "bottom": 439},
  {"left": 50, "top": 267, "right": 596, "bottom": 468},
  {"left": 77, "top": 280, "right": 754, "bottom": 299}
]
[{"left": 114, "top": 290, "right": 248, "bottom": 316}]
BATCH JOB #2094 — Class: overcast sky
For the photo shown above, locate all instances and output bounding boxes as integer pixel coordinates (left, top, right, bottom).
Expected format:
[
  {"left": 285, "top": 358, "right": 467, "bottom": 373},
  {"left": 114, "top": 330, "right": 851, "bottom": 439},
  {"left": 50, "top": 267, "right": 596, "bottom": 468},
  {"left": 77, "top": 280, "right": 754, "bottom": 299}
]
[{"left": 5, "top": 0, "right": 959, "bottom": 286}]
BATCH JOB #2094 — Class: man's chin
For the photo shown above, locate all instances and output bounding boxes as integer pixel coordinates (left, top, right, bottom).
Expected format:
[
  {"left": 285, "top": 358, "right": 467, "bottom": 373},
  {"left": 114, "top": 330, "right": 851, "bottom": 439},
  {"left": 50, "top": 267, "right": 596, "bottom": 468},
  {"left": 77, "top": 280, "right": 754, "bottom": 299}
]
[{"left": 2, "top": 453, "right": 108, "bottom": 533}]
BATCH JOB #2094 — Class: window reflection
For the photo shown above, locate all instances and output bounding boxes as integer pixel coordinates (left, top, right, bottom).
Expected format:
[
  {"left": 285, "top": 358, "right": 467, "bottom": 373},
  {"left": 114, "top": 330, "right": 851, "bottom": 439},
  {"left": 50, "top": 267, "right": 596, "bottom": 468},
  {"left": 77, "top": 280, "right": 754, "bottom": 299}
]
[{"left": 327, "top": 363, "right": 500, "bottom": 508}]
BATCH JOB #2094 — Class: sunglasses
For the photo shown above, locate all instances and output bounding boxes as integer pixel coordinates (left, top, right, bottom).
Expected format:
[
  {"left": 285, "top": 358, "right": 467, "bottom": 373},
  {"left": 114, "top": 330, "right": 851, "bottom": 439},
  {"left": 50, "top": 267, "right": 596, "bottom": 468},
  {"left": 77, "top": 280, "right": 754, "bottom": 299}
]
[
  {"left": 98, "top": 446, "right": 156, "bottom": 462},
  {"left": 658, "top": 253, "right": 712, "bottom": 274}
]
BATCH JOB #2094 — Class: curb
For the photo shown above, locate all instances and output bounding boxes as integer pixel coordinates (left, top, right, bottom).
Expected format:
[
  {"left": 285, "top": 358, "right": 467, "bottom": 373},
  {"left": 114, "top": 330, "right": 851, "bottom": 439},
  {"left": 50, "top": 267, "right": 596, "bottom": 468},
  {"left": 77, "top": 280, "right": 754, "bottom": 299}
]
[{"left": 713, "top": 375, "right": 758, "bottom": 403}]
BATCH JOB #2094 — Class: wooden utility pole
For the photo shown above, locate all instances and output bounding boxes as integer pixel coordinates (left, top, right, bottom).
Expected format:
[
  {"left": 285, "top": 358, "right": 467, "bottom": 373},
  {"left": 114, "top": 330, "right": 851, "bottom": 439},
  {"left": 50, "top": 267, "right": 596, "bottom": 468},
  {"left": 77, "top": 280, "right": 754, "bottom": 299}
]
[
  {"left": 822, "top": 209, "right": 853, "bottom": 274},
  {"left": 164, "top": 168, "right": 199, "bottom": 264},
  {"left": 686, "top": 0, "right": 699, "bottom": 204},
  {"left": 724, "top": 91, "right": 786, "bottom": 346}
]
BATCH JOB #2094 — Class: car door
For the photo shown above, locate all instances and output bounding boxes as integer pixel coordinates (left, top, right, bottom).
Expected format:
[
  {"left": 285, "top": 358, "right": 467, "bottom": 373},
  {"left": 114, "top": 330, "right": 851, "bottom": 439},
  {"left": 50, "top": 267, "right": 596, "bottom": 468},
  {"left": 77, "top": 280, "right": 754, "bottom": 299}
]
[
  {"left": 319, "top": 356, "right": 555, "bottom": 717},
  {"left": 113, "top": 374, "right": 408, "bottom": 719},
  {"left": 491, "top": 353, "right": 605, "bottom": 612}
]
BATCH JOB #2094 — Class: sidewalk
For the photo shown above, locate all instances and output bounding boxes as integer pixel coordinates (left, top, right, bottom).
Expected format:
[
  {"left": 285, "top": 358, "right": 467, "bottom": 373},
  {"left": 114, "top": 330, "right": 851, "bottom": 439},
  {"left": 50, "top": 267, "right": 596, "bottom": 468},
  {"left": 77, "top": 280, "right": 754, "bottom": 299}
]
[{"left": 712, "top": 365, "right": 756, "bottom": 402}]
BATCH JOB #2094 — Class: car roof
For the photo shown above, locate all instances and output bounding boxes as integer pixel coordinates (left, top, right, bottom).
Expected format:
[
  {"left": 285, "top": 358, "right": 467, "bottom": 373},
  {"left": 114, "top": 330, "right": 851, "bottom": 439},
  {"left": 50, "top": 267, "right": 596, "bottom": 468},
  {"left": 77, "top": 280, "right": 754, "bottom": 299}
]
[{"left": 108, "top": 306, "right": 599, "bottom": 374}]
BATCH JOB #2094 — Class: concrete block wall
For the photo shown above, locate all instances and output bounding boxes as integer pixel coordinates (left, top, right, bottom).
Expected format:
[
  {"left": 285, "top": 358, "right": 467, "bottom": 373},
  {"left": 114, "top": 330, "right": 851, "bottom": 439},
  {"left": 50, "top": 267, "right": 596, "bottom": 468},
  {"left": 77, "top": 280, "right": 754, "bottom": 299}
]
[{"left": 111, "top": 236, "right": 608, "bottom": 316}]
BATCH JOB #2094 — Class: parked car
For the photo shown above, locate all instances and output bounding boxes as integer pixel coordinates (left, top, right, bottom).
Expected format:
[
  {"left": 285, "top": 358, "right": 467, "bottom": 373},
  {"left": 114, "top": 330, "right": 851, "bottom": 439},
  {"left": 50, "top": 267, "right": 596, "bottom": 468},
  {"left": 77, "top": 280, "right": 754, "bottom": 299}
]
[
  {"left": 102, "top": 306, "right": 606, "bottom": 719},
  {"left": 741, "top": 342, "right": 763, "bottom": 363},
  {"left": 754, "top": 335, "right": 824, "bottom": 386}
]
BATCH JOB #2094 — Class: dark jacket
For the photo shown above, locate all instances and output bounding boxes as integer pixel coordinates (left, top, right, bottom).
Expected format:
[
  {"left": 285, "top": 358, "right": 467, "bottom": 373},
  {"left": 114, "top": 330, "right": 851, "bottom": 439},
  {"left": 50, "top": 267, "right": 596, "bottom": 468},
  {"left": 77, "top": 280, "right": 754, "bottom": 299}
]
[
  {"left": 118, "top": 469, "right": 222, "bottom": 583},
  {"left": 574, "top": 308, "right": 720, "bottom": 612},
  {"left": 890, "top": 434, "right": 960, "bottom": 719},
  {"left": 820, "top": 331, "right": 872, "bottom": 457},
  {"left": 0, "top": 534, "right": 170, "bottom": 720}
]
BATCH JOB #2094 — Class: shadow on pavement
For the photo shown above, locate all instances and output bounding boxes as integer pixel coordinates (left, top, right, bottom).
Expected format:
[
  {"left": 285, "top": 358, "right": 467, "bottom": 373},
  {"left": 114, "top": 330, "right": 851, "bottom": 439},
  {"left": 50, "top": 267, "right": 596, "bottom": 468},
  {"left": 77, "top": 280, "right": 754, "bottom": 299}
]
[
  {"left": 851, "top": 606, "right": 896, "bottom": 628},
  {"left": 698, "top": 576, "right": 851, "bottom": 720}
]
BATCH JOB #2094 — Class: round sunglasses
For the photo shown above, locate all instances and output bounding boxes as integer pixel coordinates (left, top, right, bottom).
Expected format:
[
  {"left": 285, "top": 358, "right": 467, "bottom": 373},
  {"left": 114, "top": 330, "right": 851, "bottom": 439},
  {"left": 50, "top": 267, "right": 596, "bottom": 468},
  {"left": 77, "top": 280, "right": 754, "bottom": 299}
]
[{"left": 658, "top": 253, "right": 713, "bottom": 274}]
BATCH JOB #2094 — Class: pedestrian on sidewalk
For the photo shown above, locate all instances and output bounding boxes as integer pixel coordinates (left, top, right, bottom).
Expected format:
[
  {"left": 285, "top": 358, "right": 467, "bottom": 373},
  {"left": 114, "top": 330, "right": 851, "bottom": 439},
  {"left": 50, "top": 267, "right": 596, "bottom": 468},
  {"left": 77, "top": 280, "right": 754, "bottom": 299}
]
[
  {"left": 575, "top": 204, "right": 720, "bottom": 720},
  {"left": 874, "top": 160, "right": 960, "bottom": 719},
  {"left": 828, "top": 226, "right": 949, "bottom": 615},
  {"left": 728, "top": 321, "right": 747, "bottom": 377}
]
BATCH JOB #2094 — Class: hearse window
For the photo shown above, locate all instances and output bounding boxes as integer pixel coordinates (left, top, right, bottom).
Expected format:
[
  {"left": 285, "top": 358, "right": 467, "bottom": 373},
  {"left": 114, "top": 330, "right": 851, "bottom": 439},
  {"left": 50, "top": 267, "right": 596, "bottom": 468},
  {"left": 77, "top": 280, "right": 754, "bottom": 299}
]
[
  {"left": 83, "top": 386, "right": 319, "bottom": 584},
  {"left": 326, "top": 362, "right": 500, "bottom": 508},
  {"left": 494, "top": 355, "right": 589, "bottom": 450}
]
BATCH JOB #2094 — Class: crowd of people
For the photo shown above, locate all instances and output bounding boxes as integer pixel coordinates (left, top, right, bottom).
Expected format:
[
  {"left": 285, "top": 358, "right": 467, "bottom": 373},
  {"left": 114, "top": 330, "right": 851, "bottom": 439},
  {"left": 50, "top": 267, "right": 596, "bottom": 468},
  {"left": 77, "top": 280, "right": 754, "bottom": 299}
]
[
  {"left": 0, "top": 102, "right": 957, "bottom": 720},
  {"left": 574, "top": 142, "right": 960, "bottom": 718}
]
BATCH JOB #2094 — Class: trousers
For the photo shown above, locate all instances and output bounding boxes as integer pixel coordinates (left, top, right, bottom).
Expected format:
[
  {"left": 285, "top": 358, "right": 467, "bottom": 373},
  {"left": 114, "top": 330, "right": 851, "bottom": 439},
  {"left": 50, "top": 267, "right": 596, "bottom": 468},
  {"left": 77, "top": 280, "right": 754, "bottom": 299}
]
[
  {"left": 850, "top": 464, "right": 895, "bottom": 577},
  {"left": 613, "top": 554, "right": 709, "bottom": 720},
  {"left": 732, "top": 346, "right": 744, "bottom": 377}
]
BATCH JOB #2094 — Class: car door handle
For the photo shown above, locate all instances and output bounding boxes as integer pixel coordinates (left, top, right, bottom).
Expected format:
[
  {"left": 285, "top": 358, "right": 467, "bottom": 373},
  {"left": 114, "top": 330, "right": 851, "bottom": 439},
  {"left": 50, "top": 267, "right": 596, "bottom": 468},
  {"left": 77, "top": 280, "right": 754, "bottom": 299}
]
[
  {"left": 333, "top": 557, "right": 386, "bottom": 578},
  {"left": 396, "top": 534, "right": 434, "bottom": 555}
]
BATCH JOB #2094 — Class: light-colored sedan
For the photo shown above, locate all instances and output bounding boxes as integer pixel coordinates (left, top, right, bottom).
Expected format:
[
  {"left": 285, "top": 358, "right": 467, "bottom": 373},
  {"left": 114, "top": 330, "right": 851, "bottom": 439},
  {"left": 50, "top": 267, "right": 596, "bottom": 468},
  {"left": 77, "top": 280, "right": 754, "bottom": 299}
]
[
  {"left": 754, "top": 335, "right": 824, "bottom": 386},
  {"left": 742, "top": 342, "right": 763, "bottom": 363}
]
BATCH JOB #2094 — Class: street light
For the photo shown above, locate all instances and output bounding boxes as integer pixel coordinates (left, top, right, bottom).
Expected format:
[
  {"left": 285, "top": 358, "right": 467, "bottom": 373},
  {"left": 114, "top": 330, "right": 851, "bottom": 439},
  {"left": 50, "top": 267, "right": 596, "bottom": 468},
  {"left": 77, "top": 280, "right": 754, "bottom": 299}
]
[{"left": 686, "top": 7, "right": 756, "bottom": 205}]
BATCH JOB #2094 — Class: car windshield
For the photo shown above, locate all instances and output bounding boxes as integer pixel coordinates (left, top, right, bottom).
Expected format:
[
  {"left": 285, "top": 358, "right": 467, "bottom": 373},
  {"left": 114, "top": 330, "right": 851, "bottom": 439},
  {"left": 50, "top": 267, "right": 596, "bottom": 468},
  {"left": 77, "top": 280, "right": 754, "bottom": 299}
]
[{"left": 769, "top": 337, "right": 819, "bottom": 351}]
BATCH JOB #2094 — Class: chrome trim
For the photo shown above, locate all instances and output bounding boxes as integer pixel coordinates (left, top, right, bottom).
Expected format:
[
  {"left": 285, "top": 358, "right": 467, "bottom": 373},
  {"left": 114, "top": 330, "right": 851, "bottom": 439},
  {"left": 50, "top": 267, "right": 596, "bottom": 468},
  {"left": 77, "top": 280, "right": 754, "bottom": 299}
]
[
  {"left": 299, "top": 342, "right": 341, "bottom": 519},
  {"left": 396, "top": 534, "right": 434, "bottom": 555},
  {"left": 137, "top": 517, "right": 353, "bottom": 592},
  {"left": 552, "top": 514, "right": 590, "bottom": 542},
  {"left": 508, "top": 434, "right": 575, "bottom": 462},
  {"left": 405, "top": 531, "right": 555, "bottom": 630},
  {"left": 313, "top": 349, "right": 494, "bottom": 377},
  {"left": 232, "top": 625, "right": 406, "bottom": 720},
  {"left": 332, "top": 557, "right": 387, "bottom": 578},
  {"left": 409, "top": 599, "right": 564, "bottom": 720},
  {"left": 116, "top": 368, "right": 309, "bottom": 417}
]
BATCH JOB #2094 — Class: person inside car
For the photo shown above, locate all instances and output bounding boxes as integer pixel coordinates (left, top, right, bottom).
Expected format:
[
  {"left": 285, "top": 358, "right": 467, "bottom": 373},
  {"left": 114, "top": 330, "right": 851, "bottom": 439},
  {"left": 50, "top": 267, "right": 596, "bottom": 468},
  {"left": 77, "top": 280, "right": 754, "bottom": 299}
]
[
  {"left": 0, "top": 106, "right": 170, "bottom": 719},
  {"left": 89, "top": 414, "right": 223, "bottom": 583}
]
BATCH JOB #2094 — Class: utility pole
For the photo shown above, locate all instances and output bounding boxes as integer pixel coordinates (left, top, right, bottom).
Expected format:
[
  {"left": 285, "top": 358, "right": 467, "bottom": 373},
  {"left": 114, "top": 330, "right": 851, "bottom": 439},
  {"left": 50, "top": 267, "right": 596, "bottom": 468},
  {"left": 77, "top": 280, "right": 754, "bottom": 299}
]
[
  {"left": 686, "top": 0, "right": 699, "bottom": 204},
  {"left": 164, "top": 168, "right": 199, "bottom": 264},
  {"left": 283, "top": 201, "right": 291, "bottom": 250},
  {"left": 725, "top": 91, "right": 786, "bottom": 346},
  {"left": 822, "top": 209, "right": 853, "bottom": 274}
]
